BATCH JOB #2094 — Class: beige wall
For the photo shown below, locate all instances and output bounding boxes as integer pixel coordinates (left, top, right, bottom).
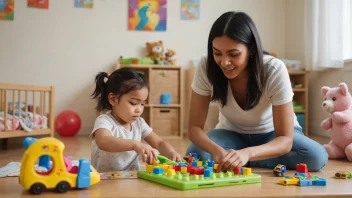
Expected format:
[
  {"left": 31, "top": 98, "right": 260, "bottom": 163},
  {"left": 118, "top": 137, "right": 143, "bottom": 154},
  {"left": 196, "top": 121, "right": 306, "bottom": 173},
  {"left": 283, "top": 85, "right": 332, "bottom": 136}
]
[{"left": 0, "top": 0, "right": 287, "bottom": 135}]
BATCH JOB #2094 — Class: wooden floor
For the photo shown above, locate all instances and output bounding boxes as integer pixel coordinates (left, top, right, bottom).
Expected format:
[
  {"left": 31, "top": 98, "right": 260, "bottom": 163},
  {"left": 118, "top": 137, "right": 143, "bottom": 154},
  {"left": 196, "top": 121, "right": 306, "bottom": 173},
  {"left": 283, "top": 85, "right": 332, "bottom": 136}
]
[{"left": 1, "top": 135, "right": 352, "bottom": 198}]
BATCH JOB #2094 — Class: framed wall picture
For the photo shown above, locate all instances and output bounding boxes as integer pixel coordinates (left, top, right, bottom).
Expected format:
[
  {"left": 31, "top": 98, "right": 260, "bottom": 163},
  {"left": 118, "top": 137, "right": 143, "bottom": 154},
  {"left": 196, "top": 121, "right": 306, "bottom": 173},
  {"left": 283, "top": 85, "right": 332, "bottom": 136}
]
[
  {"left": 181, "top": 0, "right": 199, "bottom": 20},
  {"left": 0, "top": 0, "right": 14, "bottom": 20},
  {"left": 128, "top": 0, "right": 167, "bottom": 31}
]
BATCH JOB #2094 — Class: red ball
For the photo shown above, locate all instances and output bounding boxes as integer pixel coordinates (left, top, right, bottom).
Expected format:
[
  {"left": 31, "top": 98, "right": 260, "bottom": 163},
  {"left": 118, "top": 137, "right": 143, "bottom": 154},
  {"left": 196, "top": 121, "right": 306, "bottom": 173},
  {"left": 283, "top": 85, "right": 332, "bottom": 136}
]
[{"left": 54, "top": 110, "right": 81, "bottom": 137}]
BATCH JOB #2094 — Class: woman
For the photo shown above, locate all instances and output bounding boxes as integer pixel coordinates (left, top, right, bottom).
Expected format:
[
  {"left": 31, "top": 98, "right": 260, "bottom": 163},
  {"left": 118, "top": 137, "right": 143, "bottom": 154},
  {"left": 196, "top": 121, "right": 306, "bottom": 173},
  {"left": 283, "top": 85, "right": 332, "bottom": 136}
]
[{"left": 186, "top": 11, "right": 328, "bottom": 172}]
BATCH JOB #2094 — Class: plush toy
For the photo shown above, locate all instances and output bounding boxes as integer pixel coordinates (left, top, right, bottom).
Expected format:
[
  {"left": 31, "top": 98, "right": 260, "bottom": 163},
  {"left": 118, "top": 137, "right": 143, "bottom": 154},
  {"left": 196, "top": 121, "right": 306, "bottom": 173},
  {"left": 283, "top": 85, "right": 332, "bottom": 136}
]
[
  {"left": 164, "top": 49, "right": 177, "bottom": 65},
  {"left": 321, "top": 82, "right": 352, "bottom": 161},
  {"left": 146, "top": 41, "right": 164, "bottom": 64}
]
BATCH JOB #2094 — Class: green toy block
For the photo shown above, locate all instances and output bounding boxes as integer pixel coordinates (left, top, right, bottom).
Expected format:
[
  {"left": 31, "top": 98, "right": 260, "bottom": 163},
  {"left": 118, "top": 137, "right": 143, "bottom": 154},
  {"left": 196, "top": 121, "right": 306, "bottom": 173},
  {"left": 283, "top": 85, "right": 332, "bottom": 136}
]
[
  {"left": 157, "top": 155, "right": 173, "bottom": 164},
  {"left": 156, "top": 155, "right": 187, "bottom": 165},
  {"left": 137, "top": 170, "right": 261, "bottom": 190}
]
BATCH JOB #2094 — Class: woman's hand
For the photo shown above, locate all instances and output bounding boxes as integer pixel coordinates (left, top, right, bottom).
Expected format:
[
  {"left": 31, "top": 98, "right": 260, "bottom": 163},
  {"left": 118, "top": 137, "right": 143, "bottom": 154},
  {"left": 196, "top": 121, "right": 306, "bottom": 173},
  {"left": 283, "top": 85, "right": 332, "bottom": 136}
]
[
  {"left": 212, "top": 148, "right": 227, "bottom": 166},
  {"left": 216, "top": 149, "right": 250, "bottom": 172},
  {"left": 133, "top": 142, "right": 158, "bottom": 164}
]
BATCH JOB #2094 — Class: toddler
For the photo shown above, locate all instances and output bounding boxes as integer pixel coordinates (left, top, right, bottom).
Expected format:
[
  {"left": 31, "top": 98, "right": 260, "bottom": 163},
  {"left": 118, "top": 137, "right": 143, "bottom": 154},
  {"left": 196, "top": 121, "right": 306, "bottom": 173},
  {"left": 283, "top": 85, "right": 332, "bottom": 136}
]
[{"left": 90, "top": 68, "right": 182, "bottom": 172}]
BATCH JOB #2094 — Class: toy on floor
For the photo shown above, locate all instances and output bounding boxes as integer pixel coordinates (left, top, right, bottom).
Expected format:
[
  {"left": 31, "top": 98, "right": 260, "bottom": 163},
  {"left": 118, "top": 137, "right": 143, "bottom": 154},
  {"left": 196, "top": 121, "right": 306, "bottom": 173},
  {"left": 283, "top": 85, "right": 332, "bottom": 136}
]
[
  {"left": 100, "top": 171, "right": 137, "bottom": 180},
  {"left": 19, "top": 137, "right": 100, "bottom": 195},
  {"left": 321, "top": 83, "right": 352, "bottom": 161},
  {"left": 273, "top": 164, "right": 286, "bottom": 177},
  {"left": 335, "top": 171, "right": 352, "bottom": 179},
  {"left": 278, "top": 163, "right": 326, "bottom": 186},
  {"left": 137, "top": 153, "right": 261, "bottom": 190},
  {"left": 55, "top": 110, "right": 81, "bottom": 137}
]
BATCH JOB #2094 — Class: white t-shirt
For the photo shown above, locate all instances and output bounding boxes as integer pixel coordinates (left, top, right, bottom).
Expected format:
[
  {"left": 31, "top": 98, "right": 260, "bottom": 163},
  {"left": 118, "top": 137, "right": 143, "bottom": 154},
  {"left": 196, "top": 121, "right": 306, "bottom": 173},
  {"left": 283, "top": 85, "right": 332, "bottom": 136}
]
[
  {"left": 89, "top": 112, "right": 153, "bottom": 172},
  {"left": 191, "top": 54, "right": 301, "bottom": 134}
]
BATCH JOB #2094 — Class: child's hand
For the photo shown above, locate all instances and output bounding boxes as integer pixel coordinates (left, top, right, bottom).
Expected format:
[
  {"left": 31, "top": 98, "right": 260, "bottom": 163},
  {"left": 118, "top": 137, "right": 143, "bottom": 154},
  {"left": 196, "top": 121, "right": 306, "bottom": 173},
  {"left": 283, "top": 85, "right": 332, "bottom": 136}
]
[
  {"left": 133, "top": 143, "right": 158, "bottom": 164},
  {"left": 167, "top": 152, "right": 183, "bottom": 162}
]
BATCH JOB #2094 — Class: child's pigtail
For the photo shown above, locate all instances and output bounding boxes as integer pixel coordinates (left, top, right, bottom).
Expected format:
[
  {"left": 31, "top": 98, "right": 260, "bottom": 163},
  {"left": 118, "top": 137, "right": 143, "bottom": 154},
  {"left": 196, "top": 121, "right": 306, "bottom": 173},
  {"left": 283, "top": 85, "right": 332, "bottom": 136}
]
[{"left": 91, "top": 72, "right": 109, "bottom": 111}]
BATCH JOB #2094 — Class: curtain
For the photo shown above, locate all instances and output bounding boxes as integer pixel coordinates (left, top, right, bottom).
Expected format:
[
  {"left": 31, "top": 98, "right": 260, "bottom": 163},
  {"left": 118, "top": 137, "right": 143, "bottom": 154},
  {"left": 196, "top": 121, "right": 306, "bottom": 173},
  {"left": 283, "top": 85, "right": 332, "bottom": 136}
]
[{"left": 304, "top": 0, "right": 344, "bottom": 70}]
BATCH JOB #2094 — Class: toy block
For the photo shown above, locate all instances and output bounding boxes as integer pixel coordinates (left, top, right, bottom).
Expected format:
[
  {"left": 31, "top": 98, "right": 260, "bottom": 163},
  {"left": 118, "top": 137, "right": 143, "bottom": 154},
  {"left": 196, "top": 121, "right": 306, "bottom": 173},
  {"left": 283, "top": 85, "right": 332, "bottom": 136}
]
[
  {"left": 299, "top": 180, "right": 312, "bottom": 186},
  {"left": 207, "top": 167, "right": 214, "bottom": 173},
  {"left": 191, "top": 161, "right": 198, "bottom": 167},
  {"left": 175, "top": 165, "right": 181, "bottom": 172},
  {"left": 190, "top": 153, "right": 198, "bottom": 159},
  {"left": 197, "top": 161, "right": 203, "bottom": 167},
  {"left": 189, "top": 167, "right": 196, "bottom": 174},
  {"left": 153, "top": 167, "right": 164, "bottom": 175},
  {"left": 187, "top": 164, "right": 192, "bottom": 172},
  {"left": 194, "top": 167, "right": 205, "bottom": 175},
  {"left": 279, "top": 176, "right": 299, "bottom": 186},
  {"left": 181, "top": 167, "right": 188, "bottom": 174},
  {"left": 162, "top": 164, "right": 169, "bottom": 172},
  {"left": 243, "top": 168, "right": 251, "bottom": 175},
  {"left": 234, "top": 167, "right": 241, "bottom": 175},
  {"left": 294, "top": 172, "right": 307, "bottom": 178},
  {"left": 208, "top": 161, "right": 214, "bottom": 168},
  {"left": 296, "top": 163, "right": 308, "bottom": 173},
  {"left": 214, "top": 164, "right": 218, "bottom": 170},
  {"left": 77, "top": 158, "right": 91, "bottom": 188},
  {"left": 312, "top": 178, "right": 326, "bottom": 186},
  {"left": 188, "top": 156, "right": 193, "bottom": 163},
  {"left": 167, "top": 169, "right": 176, "bottom": 177},
  {"left": 204, "top": 169, "right": 211, "bottom": 178},
  {"left": 153, "top": 160, "right": 159, "bottom": 165},
  {"left": 202, "top": 161, "right": 207, "bottom": 167},
  {"left": 146, "top": 165, "right": 154, "bottom": 173}
]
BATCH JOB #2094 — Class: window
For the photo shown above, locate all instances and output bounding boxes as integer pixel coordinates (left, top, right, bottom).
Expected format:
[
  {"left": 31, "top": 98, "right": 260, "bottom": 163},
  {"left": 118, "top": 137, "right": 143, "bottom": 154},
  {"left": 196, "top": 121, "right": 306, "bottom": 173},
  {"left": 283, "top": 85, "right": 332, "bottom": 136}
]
[{"left": 343, "top": 0, "right": 352, "bottom": 60}]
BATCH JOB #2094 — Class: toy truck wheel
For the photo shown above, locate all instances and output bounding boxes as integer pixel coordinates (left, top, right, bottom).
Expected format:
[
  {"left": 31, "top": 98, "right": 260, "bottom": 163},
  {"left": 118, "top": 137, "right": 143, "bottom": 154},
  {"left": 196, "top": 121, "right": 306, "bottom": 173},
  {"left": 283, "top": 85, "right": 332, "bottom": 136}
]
[
  {"left": 30, "top": 183, "right": 45, "bottom": 195},
  {"left": 56, "top": 181, "right": 70, "bottom": 193}
]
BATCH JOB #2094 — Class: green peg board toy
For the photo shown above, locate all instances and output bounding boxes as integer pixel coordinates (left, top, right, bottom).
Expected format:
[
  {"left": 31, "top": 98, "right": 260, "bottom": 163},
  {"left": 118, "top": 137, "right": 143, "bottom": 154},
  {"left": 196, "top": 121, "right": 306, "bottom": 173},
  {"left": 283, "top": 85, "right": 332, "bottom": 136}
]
[
  {"left": 137, "top": 170, "right": 261, "bottom": 190},
  {"left": 137, "top": 154, "right": 261, "bottom": 190}
]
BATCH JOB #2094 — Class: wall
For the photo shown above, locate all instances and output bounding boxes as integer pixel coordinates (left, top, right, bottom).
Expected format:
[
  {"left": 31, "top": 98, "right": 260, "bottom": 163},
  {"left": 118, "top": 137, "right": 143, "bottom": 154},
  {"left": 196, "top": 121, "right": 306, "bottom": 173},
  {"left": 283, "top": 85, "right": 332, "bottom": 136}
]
[{"left": 0, "top": 0, "right": 287, "bottom": 135}]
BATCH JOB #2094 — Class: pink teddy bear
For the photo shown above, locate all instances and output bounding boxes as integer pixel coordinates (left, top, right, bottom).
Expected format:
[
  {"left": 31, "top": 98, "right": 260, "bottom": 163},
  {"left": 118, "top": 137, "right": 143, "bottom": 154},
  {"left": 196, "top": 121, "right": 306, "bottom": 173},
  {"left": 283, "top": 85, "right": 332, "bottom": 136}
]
[{"left": 321, "top": 82, "right": 352, "bottom": 161}]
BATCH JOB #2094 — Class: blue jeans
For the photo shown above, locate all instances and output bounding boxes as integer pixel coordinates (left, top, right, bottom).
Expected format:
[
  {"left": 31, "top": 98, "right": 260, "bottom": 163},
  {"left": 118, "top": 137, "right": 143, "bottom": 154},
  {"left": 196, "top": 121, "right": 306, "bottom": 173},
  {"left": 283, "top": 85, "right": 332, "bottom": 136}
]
[{"left": 185, "top": 127, "right": 328, "bottom": 172}]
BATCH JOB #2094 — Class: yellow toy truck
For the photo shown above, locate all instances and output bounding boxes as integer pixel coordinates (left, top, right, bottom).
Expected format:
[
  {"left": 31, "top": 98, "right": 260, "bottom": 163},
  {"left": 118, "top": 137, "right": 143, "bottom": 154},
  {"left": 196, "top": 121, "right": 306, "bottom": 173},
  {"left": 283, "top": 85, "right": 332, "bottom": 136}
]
[{"left": 19, "top": 137, "right": 100, "bottom": 194}]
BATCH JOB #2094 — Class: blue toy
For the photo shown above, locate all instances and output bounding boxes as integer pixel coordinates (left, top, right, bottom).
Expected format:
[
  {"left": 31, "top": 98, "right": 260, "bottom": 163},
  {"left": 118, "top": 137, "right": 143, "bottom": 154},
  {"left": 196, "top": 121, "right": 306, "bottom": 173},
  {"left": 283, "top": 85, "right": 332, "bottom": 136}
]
[
  {"left": 160, "top": 93, "right": 171, "bottom": 104},
  {"left": 77, "top": 158, "right": 91, "bottom": 188}
]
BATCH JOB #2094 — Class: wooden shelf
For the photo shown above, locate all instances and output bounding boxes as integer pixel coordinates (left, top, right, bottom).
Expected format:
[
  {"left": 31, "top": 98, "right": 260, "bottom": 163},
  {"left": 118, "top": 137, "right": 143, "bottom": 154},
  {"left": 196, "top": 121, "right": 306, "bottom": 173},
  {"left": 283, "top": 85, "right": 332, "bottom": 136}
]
[
  {"left": 294, "top": 110, "right": 306, "bottom": 113},
  {"left": 289, "top": 71, "right": 307, "bottom": 75},
  {"left": 293, "top": 88, "right": 306, "bottom": 92},
  {"left": 289, "top": 71, "right": 309, "bottom": 136},
  {"left": 120, "top": 64, "right": 182, "bottom": 69}
]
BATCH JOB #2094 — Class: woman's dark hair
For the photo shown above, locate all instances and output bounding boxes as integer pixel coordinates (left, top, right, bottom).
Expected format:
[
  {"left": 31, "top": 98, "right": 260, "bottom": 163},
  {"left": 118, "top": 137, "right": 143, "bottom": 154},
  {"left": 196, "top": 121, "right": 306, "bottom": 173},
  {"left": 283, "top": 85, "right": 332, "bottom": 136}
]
[
  {"left": 91, "top": 67, "right": 148, "bottom": 111},
  {"left": 207, "top": 11, "right": 265, "bottom": 110}
]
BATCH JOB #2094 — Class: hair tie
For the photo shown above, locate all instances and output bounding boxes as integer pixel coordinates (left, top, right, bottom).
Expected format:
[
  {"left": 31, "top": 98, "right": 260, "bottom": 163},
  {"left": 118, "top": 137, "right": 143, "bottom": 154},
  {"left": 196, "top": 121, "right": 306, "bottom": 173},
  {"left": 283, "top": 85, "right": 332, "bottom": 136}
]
[{"left": 103, "top": 73, "right": 110, "bottom": 84}]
